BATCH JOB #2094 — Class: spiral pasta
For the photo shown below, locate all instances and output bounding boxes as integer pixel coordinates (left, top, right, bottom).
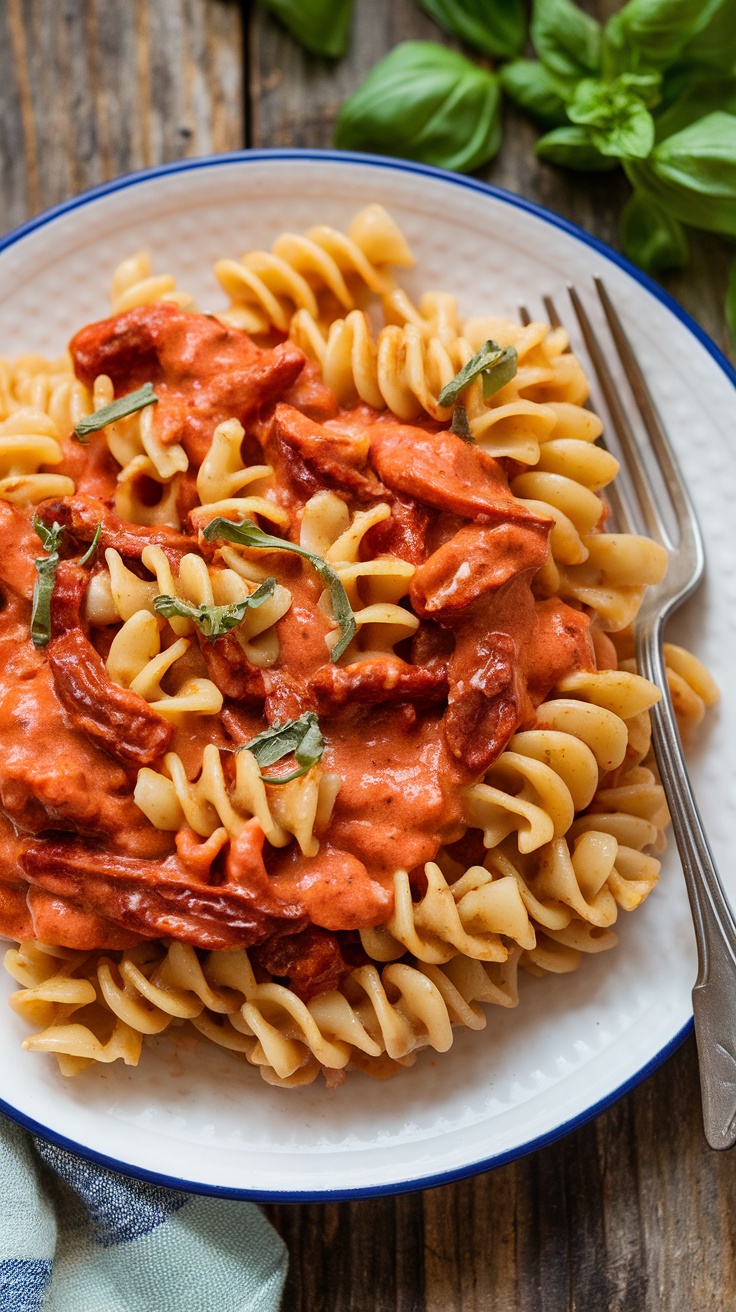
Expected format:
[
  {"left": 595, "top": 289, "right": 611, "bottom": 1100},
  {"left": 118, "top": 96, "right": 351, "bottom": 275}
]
[
  {"left": 216, "top": 204, "right": 414, "bottom": 337},
  {"left": 109, "top": 251, "right": 194, "bottom": 316},
  {"left": 359, "top": 861, "right": 535, "bottom": 965},
  {"left": 0, "top": 203, "right": 718, "bottom": 1094},
  {"left": 0, "top": 354, "right": 84, "bottom": 503},
  {"left": 300, "top": 490, "right": 418, "bottom": 656},
  {"left": 134, "top": 743, "right": 338, "bottom": 857},
  {"left": 4, "top": 937, "right": 522, "bottom": 1086},
  {"left": 86, "top": 538, "right": 293, "bottom": 677}
]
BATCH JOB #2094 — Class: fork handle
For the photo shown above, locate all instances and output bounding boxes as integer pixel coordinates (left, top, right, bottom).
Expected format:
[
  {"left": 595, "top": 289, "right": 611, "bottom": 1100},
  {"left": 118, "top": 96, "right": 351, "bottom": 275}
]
[{"left": 637, "top": 613, "right": 736, "bottom": 1150}]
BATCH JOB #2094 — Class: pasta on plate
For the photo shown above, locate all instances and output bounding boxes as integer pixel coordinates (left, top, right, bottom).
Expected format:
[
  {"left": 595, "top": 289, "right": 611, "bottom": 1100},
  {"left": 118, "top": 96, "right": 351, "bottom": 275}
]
[{"left": 0, "top": 206, "right": 718, "bottom": 1087}]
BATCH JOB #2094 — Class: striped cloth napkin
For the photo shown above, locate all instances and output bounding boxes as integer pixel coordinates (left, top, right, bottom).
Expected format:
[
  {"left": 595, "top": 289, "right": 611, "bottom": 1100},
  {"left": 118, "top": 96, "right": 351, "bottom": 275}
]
[{"left": 0, "top": 1112, "right": 287, "bottom": 1312}]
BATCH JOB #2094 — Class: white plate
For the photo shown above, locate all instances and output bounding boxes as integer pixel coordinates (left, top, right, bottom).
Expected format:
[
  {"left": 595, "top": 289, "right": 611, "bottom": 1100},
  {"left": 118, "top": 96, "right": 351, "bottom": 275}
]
[{"left": 1, "top": 151, "right": 734, "bottom": 1200}]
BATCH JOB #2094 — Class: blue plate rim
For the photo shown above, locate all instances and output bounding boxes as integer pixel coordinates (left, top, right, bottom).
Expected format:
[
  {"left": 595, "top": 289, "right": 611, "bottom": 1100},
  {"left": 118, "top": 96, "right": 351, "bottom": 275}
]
[{"left": 0, "top": 147, "right": 721, "bottom": 1201}]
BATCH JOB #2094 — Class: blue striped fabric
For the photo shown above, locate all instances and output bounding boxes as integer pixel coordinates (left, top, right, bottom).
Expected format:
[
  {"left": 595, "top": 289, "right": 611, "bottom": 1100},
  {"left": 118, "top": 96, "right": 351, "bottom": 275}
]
[
  {"left": 0, "top": 1259, "right": 53, "bottom": 1312},
  {"left": 0, "top": 1114, "right": 287, "bottom": 1312}
]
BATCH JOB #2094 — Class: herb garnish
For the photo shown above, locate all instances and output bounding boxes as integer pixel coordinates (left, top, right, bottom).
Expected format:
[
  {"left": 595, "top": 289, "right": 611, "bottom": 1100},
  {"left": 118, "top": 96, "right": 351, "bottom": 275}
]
[
  {"left": 30, "top": 519, "right": 102, "bottom": 647},
  {"left": 450, "top": 401, "right": 474, "bottom": 443},
  {"left": 241, "top": 711, "right": 325, "bottom": 784},
  {"left": 202, "top": 517, "right": 357, "bottom": 661},
  {"left": 438, "top": 340, "right": 518, "bottom": 409},
  {"left": 153, "top": 579, "right": 276, "bottom": 641},
  {"left": 30, "top": 518, "right": 65, "bottom": 648},
  {"left": 77, "top": 522, "right": 102, "bottom": 568},
  {"left": 73, "top": 382, "right": 159, "bottom": 444}
]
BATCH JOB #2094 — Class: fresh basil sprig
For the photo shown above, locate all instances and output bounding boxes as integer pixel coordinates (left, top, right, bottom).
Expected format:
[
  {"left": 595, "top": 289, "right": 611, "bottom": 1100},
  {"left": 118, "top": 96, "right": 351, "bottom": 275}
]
[
  {"left": 439, "top": 340, "right": 518, "bottom": 410},
  {"left": 567, "top": 73, "right": 660, "bottom": 160},
  {"left": 202, "top": 517, "right": 357, "bottom": 661},
  {"left": 30, "top": 519, "right": 103, "bottom": 647},
  {"left": 497, "top": 0, "right": 736, "bottom": 343},
  {"left": 73, "top": 382, "right": 158, "bottom": 444},
  {"left": 530, "top": 0, "right": 602, "bottom": 88},
  {"left": 619, "top": 192, "right": 689, "bottom": 275},
  {"left": 258, "top": 0, "right": 353, "bottom": 58},
  {"left": 499, "top": 60, "right": 569, "bottom": 129},
  {"left": 626, "top": 112, "right": 736, "bottom": 238},
  {"left": 30, "top": 518, "right": 65, "bottom": 648},
  {"left": 603, "top": 0, "right": 728, "bottom": 76},
  {"left": 418, "top": 0, "right": 526, "bottom": 60},
  {"left": 334, "top": 42, "right": 502, "bottom": 174},
  {"left": 536, "top": 124, "right": 620, "bottom": 171},
  {"left": 241, "top": 711, "right": 325, "bottom": 784},
  {"left": 78, "top": 523, "right": 102, "bottom": 568},
  {"left": 153, "top": 579, "right": 276, "bottom": 641}
]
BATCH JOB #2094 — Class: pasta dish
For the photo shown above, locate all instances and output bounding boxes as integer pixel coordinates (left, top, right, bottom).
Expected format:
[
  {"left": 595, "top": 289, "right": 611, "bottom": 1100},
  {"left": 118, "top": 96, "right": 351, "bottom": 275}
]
[{"left": 0, "top": 205, "right": 717, "bottom": 1087}]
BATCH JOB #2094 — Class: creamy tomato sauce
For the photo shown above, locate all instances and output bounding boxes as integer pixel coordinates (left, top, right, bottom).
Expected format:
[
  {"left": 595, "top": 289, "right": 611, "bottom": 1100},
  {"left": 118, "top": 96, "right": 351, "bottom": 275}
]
[{"left": 0, "top": 304, "right": 599, "bottom": 1000}]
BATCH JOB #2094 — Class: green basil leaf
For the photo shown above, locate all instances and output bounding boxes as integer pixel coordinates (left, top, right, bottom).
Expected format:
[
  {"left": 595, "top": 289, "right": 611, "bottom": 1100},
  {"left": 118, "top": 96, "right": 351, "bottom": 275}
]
[
  {"left": 726, "top": 256, "right": 736, "bottom": 358},
  {"left": 499, "top": 60, "right": 570, "bottom": 128},
  {"left": 33, "top": 517, "right": 65, "bottom": 556},
  {"left": 257, "top": 0, "right": 353, "bottom": 58},
  {"left": 531, "top": 0, "right": 602, "bottom": 86},
  {"left": 333, "top": 42, "right": 502, "bottom": 174},
  {"left": 620, "top": 191, "right": 689, "bottom": 273},
  {"left": 536, "top": 125, "right": 620, "bottom": 171},
  {"left": 418, "top": 0, "right": 526, "bottom": 59},
  {"left": 202, "top": 517, "right": 357, "bottom": 661},
  {"left": 30, "top": 516, "right": 65, "bottom": 649},
  {"left": 153, "top": 578, "right": 276, "bottom": 642},
  {"left": 603, "top": 0, "right": 727, "bottom": 74},
  {"left": 73, "top": 382, "right": 158, "bottom": 444},
  {"left": 438, "top": 340, "right": 518, "bottom": 407},
  {"left": 568, "top": 76, "right": 657, "bottom": 159},
  {"left": 241, "top": 711, "right": 325, "bottom": 784},
  {"left": 77, "top": 523, "right": 102, "bottom": 568},
  {"left": 680, "top": 0, "right": 736, "bottom": 71},
  {"left": 654, "top": 73, "right": 736, "bottom": 142},
  {"left": 626, "top": 112, "right": 736, "bottom": 237}
]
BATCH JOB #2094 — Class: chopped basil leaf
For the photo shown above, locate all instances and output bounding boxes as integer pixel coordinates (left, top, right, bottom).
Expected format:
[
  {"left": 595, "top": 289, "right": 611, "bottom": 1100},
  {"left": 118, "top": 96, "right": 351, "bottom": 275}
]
[
  {"left": 438, "top": 340, "right": 518, "bottom": 409},
  {"left": 30, "top": 516, "right": 65, "bottom": 648},
  {"left": 77, "top": 522, "right": 102, "bottom": 568},
  {"left": 203, "top": 517, "right": 357, "bottom": 661},
  {"left": 153, "top": 578, "right": 276, "bottom": 641},
  {"left": 241, "top": 711, "right": 324, "bottom": 784},
  {"left": 450, "top": 400, "right": 474, "bottom": 443},
  {"left": 33, "top": 517, "right": 64, "bottom": 556},
  {"left": 73, "top": 382, "right": 159, "bottom": 444}
]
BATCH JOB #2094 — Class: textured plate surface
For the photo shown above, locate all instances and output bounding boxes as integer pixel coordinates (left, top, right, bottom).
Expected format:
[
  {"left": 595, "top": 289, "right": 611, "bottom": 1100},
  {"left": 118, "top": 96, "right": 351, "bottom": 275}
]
[{"left": 0, "top": 152, "right": 734, "bottom": 1200}]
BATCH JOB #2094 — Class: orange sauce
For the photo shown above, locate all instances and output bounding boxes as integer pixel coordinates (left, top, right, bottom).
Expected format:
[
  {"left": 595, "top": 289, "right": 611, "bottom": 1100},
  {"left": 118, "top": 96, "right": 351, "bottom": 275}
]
[{"left": 0, "top": 305, "right": 598, "bottom": 991}]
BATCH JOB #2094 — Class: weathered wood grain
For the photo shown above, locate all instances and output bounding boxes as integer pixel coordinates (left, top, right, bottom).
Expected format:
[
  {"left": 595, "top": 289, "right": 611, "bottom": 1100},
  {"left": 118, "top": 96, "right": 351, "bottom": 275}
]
[{"left": 0, "top": 0, "right": 244, "bottom": 230}]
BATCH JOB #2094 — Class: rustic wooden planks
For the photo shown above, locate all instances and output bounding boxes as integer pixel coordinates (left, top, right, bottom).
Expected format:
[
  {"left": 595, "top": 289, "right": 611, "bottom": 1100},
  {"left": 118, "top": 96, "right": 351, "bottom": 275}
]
[
  {"left": 1, "top": 0, "right": 734, "bottom": 1307},
  {"left": 0, "top": 0, "right": 244, "bottom": 227}
]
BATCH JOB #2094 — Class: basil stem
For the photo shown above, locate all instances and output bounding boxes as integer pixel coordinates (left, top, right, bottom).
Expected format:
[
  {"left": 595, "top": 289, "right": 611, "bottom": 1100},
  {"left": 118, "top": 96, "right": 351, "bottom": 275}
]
[
  {"left": 438, "top": 340, "right": 518, "bottom": 409},
  {"left": 153, "top": 578, "right": 276, "bottom": 641},
  {"left": 240, "top": 711, "right": 325, "bottom": 784},
  {"left": 203, "top": 517, "right": 357, "bottom": 661},
  {"left": 73, "top": 382, "right": 158, "bottom": 444},
  {"left": 450, "top": 401, "right": 474, "bottom": 443},
  {"left": 30, "top": 517, "right": 65, "bottom": 648},
  {"left": 77, "top": 522, "right": 102, "bottom": 568}
]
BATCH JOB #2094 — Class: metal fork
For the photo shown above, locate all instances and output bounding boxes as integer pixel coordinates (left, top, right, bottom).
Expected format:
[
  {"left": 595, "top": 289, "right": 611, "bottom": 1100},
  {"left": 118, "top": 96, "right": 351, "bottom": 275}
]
[{"left": 522, "top": 279, "right": 736, "bottom": 1150}]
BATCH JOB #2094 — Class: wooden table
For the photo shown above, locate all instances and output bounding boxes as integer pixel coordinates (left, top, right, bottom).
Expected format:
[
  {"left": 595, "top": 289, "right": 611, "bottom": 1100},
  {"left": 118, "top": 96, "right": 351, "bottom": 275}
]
[{"left": 2, "top": 2, "right": 734, "bottom": 1307}]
